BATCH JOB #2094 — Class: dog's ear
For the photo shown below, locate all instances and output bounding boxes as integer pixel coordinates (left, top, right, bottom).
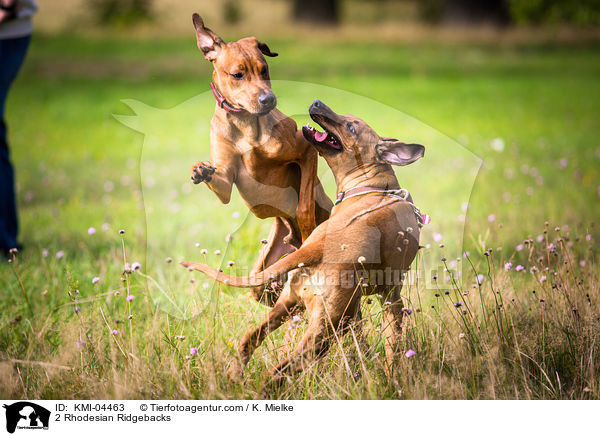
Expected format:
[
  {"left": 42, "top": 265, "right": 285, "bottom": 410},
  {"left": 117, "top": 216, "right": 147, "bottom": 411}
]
[
  {"left": 257, "top": 40, "right": 278, "bottom": 57},
  {"left": 376, "top": 138, "right": 425, "bottom": 166},
  {"left": 192, "top": 13, "right": 224, "bottom": 61}
]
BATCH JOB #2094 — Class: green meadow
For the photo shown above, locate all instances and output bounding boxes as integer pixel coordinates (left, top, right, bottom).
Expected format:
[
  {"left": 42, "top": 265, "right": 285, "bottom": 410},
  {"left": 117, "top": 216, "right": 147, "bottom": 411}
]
[{"left": 0, "top": 32, "right": 599, "bottom": 399}]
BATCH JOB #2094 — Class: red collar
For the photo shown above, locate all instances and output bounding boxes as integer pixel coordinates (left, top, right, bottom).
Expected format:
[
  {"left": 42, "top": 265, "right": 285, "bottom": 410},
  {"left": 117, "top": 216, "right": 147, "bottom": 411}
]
[{"left": 210, "top": 82, "right": 245, "bottom": 114}]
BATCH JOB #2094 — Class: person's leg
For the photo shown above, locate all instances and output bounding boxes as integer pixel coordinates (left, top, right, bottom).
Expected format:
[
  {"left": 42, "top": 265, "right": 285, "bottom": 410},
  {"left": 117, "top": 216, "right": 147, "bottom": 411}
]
[{"left": 0, "top": 35, "right": 31, "bottom": 253}]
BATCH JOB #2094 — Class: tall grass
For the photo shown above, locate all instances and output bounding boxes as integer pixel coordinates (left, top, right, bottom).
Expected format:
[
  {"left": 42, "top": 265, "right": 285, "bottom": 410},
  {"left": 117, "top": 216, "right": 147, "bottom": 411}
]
[
  {"left": 1, "top": 221, "right": 596, "bottom": 399},
  {"left": 1, "top": 33, "right": 599, "bottom": 400}
]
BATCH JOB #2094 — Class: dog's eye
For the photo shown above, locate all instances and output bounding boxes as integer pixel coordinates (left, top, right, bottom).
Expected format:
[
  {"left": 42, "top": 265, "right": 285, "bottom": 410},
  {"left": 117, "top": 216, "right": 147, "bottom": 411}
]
[
  {"left": 261, "top": 67, "right": 269, "bottom": 78},
  {"left": 231, "top": 72, "right": 244, "bottom": 80},
  {"left": 346, "top": 123, "right": 356, "bottom": 135}
]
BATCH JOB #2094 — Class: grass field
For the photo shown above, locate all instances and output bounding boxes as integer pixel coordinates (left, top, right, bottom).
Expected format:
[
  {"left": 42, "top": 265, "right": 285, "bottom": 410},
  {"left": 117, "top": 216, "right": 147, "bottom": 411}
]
[{"left": 1, "top": 30, "right": 599, "bottom": 399}]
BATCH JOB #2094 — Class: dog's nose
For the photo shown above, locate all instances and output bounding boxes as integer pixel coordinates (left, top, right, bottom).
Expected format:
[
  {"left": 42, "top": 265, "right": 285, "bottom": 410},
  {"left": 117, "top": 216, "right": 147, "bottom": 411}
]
[
  {"left": 312, "top": 99, "right": 322, "bottom": 108},
  {"left": 259, "top": 93, "right": 275, "bottom": 107}
]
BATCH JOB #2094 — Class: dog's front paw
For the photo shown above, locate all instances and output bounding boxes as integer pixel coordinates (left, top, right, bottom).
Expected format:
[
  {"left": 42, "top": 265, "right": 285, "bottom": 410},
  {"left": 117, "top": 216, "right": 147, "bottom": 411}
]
[{"left": 191, "top": 161, "right": 216, "bottom": 184}]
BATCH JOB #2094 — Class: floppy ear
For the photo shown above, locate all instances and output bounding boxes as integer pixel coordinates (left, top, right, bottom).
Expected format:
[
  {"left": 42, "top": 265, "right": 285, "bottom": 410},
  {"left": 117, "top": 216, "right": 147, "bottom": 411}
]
[
  {"left": 376, "top": 138, "right": 425, "bottom": 166},
  {"left": 257, "top": 40, "right": 278, "bottom": 57},
  {"left": 192, "top": 13, "right": 224, "bottom": 61}
]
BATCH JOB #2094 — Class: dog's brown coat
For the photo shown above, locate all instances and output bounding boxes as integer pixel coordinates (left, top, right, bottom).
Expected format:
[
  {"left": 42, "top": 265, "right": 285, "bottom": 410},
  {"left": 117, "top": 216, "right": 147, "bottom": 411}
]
[
  {"left": 190, "top": 14, "right": 332, "bottom": 306},
  {"left": 184, "top": 100, "right": 425, "bottom": 382}
]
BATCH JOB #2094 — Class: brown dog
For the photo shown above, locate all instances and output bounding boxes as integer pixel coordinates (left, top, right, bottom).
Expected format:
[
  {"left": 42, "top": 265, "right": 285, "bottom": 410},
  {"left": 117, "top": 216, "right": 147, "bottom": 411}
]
[
  {"left": 183, "top": 100, "right": 426, "bottom": 382},
  {"left": 189, "top": 13, "right": 332, "bottom": 306}
]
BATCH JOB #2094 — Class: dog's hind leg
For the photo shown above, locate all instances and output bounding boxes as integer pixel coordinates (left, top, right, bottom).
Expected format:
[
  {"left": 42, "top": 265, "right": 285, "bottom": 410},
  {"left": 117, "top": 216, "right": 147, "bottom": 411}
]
[
  {"left": 381, "top": 285, "right": 404, "bottom": 379},
  {"left": 268, "top": 289, "right": 360, "bottom": 384},
  {"left": 348, "top": 305, "right": 371, "bottom": 363},
  {"left": 228, "top": 289, "right": 301, "bottom": 382},
  {"left": 250, "top": 217, "right": 300, "bottom": 306},
  {"left": 268, "top": 319, "right": 331, "bottom": 385}
]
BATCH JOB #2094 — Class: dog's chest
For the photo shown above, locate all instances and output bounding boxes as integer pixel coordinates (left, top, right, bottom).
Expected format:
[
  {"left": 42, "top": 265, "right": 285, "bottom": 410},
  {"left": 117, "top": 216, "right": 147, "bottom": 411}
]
[{"left": 237, "top": 134, "right": 299, "bottom": 162}]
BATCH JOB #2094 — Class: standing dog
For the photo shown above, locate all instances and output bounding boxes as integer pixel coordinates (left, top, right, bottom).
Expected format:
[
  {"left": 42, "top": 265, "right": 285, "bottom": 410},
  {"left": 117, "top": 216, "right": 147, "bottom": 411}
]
[
  {"left": 183, "top": 100, "right": 426, "bottom": 382},
  {"left": 189, "top": 13, "right": 332, "bottom": 306}
]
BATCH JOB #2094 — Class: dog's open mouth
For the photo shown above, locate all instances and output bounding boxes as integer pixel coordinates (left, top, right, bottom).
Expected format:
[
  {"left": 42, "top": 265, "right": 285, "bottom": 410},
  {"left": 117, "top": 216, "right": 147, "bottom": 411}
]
[{"left": 302, "top": 124, "right": 342, "bottom": 151}]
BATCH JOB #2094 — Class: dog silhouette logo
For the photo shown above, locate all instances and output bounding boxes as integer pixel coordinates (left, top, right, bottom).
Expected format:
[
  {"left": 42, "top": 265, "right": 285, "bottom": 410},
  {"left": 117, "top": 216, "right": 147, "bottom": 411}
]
[{"left": 2, "top": 402, "right": 50, "bottom": 433}]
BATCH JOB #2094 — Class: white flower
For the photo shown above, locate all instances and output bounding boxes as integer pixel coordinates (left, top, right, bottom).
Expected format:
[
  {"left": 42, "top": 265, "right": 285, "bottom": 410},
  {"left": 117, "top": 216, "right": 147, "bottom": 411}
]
[
  {"left": 87, "top": 227, "right": 97, "bottom": 235},
  {"left": 92, "top": 277, "right": 100, "bottom": 284},
  {"left": 131, "top": 262, "right": 142, "bottom": 271},
  {"left": 357, "top": 256, "right": 366, "bottom": 264},
  {"left": 490, "top": 137, "right": 505, "bottom": 152}
]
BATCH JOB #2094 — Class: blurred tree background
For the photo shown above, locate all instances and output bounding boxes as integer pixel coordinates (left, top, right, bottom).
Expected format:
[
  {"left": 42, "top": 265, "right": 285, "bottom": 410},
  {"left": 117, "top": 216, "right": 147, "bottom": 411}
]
[
  {"left": 90, "top": 0, "right": 154, "bottom": 26},
  {"left": 85, "top": 0, "right": 600, "bottom": 28}
]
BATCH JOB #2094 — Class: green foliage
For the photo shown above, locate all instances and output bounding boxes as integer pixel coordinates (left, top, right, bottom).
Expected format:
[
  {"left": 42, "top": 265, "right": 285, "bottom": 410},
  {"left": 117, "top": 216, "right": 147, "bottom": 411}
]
[
  {"left": 223, "top": 0, "right": 242, "bottom": 25},
  {"left": 1, "top": 33, "right": 599, "bottom": 399},
  {"left": 90, "top": 0, "right": 154, "bottom": 26},
  {"left": 509, "top": 0, "right": 600, "bottom": 26}
]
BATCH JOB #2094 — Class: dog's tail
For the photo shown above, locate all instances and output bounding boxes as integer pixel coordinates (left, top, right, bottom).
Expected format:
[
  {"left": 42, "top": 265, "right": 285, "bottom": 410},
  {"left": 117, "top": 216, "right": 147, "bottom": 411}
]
[{"left": 181, "top": 244, "right": 321, "bottom": 288}]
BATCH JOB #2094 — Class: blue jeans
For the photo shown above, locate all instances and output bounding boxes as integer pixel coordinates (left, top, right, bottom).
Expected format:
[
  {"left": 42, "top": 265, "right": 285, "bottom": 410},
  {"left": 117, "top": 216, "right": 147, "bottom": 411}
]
[{"left": 0, "top": 35, "right": 30, "bottom": 252}]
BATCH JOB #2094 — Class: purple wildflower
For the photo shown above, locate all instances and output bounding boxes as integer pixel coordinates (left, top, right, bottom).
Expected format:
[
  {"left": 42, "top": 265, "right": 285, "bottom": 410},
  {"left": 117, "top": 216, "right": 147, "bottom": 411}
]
[
  {"left": 558, "top": 158, "right": 568, "bottom": 169},
  {"left": 405, "top": 349, "right": 416, "bottom": 358}
]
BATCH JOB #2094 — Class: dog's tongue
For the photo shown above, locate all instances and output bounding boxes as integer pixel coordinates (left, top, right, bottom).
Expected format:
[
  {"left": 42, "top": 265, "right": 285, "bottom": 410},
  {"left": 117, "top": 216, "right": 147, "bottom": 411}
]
[{"left": 314, "top": 131, "right": 328, "bottom": 142}]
